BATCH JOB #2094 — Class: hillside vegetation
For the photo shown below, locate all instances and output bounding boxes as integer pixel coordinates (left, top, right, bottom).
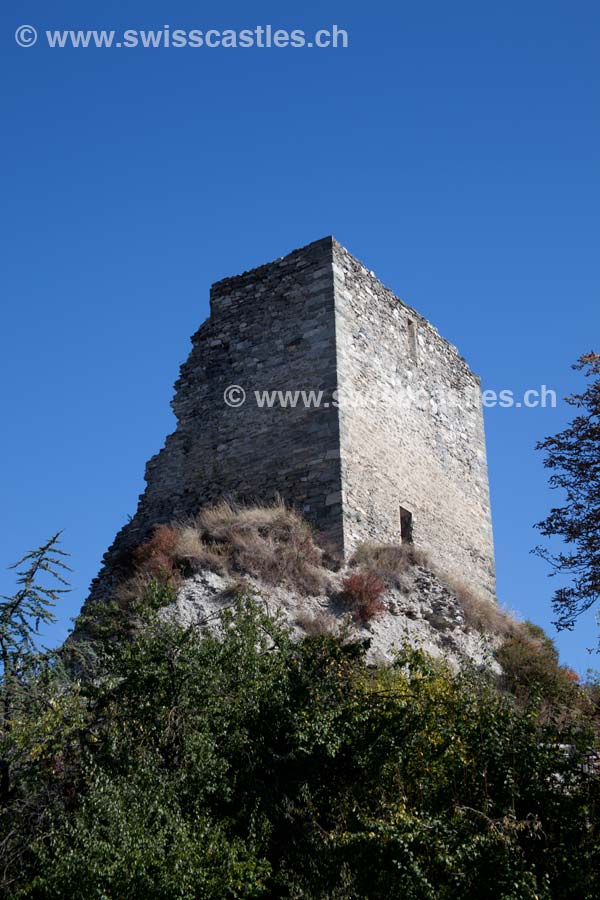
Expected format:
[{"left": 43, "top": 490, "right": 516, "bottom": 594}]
[{"left": 1, "top": 520, "right": 599, "bottom": 898}]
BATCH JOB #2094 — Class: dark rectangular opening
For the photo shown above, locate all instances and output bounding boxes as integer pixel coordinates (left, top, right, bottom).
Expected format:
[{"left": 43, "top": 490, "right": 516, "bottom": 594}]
[{"left": 400, "top": 506, "right": 413, "bottom": 543}]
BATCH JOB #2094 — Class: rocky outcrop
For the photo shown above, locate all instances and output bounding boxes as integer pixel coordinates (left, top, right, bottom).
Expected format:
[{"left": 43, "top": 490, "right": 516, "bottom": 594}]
[{"left": 163, "top": 563, "right": 501, "bottom": 673}]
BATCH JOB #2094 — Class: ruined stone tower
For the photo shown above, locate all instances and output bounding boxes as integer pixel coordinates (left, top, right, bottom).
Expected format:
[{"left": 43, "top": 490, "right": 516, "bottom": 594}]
[{"left": 91, "top": 237, "right": 496, "bottom": 602}]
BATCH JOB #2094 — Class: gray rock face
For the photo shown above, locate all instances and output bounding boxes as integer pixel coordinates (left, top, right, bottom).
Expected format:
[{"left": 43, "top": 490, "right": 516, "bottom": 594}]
[
  {"left": 87, "top": 237, "right": 495, "bottom": 609},
  {"left": 163, "top": 565, "right": 501, "bottom": 673}
]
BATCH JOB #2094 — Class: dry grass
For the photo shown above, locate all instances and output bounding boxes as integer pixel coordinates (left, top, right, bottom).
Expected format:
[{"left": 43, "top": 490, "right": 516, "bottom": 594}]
[
  {"left": 351, "top": 542, "right": 431, "bottom": 588},
  {"left": 296, "top": 610, "right": 338, "bottom": 636},
  {"left": 198, "top": 500, "right": 295, "bottom": 537},
  {"left": 173, "top": 524, "right": 228, "bottom": 575},
  {"left": 220, "top": 576, "right": 256, "bottom": 600},
  {"left": 119, "top": 501, "right": 332, "bottom": 600},
  {"left": 172, "top": 524, "right": 205, "bottom": 559},
  {"left": 442, "top": 575, "right": 520, "bottom": 639},
  {"left": 194, "top": 500, "right": 330, "bottom": 595}
]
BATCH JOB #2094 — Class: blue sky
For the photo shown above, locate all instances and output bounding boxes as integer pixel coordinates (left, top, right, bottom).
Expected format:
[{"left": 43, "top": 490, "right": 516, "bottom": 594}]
[{"left": 1, "top": 0, "right": 599, "bottom": 672}]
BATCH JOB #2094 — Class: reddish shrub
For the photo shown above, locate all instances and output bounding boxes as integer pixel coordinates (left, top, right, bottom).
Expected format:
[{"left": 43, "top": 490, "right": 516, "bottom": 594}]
[
  {"left": 132, "top": 524, "right": 180, "bottom": 581},
  {"left": 341, "top": 572, "right": 386, "bottom": 624}
]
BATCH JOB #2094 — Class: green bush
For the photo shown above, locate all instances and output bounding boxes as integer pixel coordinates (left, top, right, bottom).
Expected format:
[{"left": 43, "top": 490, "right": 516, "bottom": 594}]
[
  {"left": 497, "top": 621, "right": 592, "bottom": 723},
  {"left": 2, "top": 597, "right": 599, "bottom": 899}
]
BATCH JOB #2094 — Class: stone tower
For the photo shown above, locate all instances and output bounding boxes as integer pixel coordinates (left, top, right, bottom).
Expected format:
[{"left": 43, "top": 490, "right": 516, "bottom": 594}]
[{"left": 90, "top": 237, "right": 496, "bottom": 602}]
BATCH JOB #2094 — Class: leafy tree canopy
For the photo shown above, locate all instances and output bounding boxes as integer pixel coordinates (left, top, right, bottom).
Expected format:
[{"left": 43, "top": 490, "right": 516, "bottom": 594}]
[
  {"left": 0, "top": 578, "right": 598, "bottom": 900},
  {"left": 535, "top": 352, "right": 600, "bottom": 634}
]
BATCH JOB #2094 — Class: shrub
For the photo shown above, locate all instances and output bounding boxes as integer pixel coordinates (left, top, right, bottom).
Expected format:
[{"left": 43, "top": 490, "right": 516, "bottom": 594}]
[
  {"left": 341, "top": 571, "right": 386, "bottom": 624},
  {"left": 6, "top": 602, "right": 600, "bottom": 899},
  {"left": 497, "top": 621, "right": 589, "bottom": 721},
  {"left": 115, "top": 525, "right": 184, "bottom": 606},
  {"left": 220, "top": 576, "right": 256, "bottom": 600},
  {"left": 131, "top": 524, "right": 180, "bottom": 582},
  {"left": 116, "top": 570, "right": 156, "bottom": 603},
  {"left": 117, "top": 525, "right": 185, "bottom": 604}
]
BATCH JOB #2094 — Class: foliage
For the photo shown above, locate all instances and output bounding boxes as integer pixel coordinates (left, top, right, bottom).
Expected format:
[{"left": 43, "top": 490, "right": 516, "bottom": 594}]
[
  {"left": 70, "top": 578, "right": 177, "bottom": 668},
  {"left": 3, "top": 589, "right": 598, "bottom": 898},
  {"left": 2, "top": 534, "right": 600, "bottom": 898},
  {"left": 497, "top": 621, "right": 591, "bottom": 724},
  {"left": 0, "top": 534, "right": 70, "bottom": 806},
  {"left": 534, "top": 352, "right": 600, "bottom": 632},
  {"left": 0, "top": 533, "right": 70, "bottom": 676},
  {"left": 340, "top": 571, "right": 386, "bottom": 623}
]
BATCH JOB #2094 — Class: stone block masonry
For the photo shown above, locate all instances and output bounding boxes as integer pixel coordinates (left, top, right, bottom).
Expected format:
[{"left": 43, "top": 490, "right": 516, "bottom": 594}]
[
  {"left": 332, "top": 241, "right": 495, "bottom": 599},
  {"left": 87, "top": 236, "right": 496, "bottom": 604}
]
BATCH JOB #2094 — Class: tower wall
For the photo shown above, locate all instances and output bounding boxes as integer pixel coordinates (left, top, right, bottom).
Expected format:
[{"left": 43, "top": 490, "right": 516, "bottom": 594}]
[
  {"left": 143, "top": 236, "right": 342, "bottom": 541},
  {"left": 332, "top": 242, "right": 496, "bottom": 598}
]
